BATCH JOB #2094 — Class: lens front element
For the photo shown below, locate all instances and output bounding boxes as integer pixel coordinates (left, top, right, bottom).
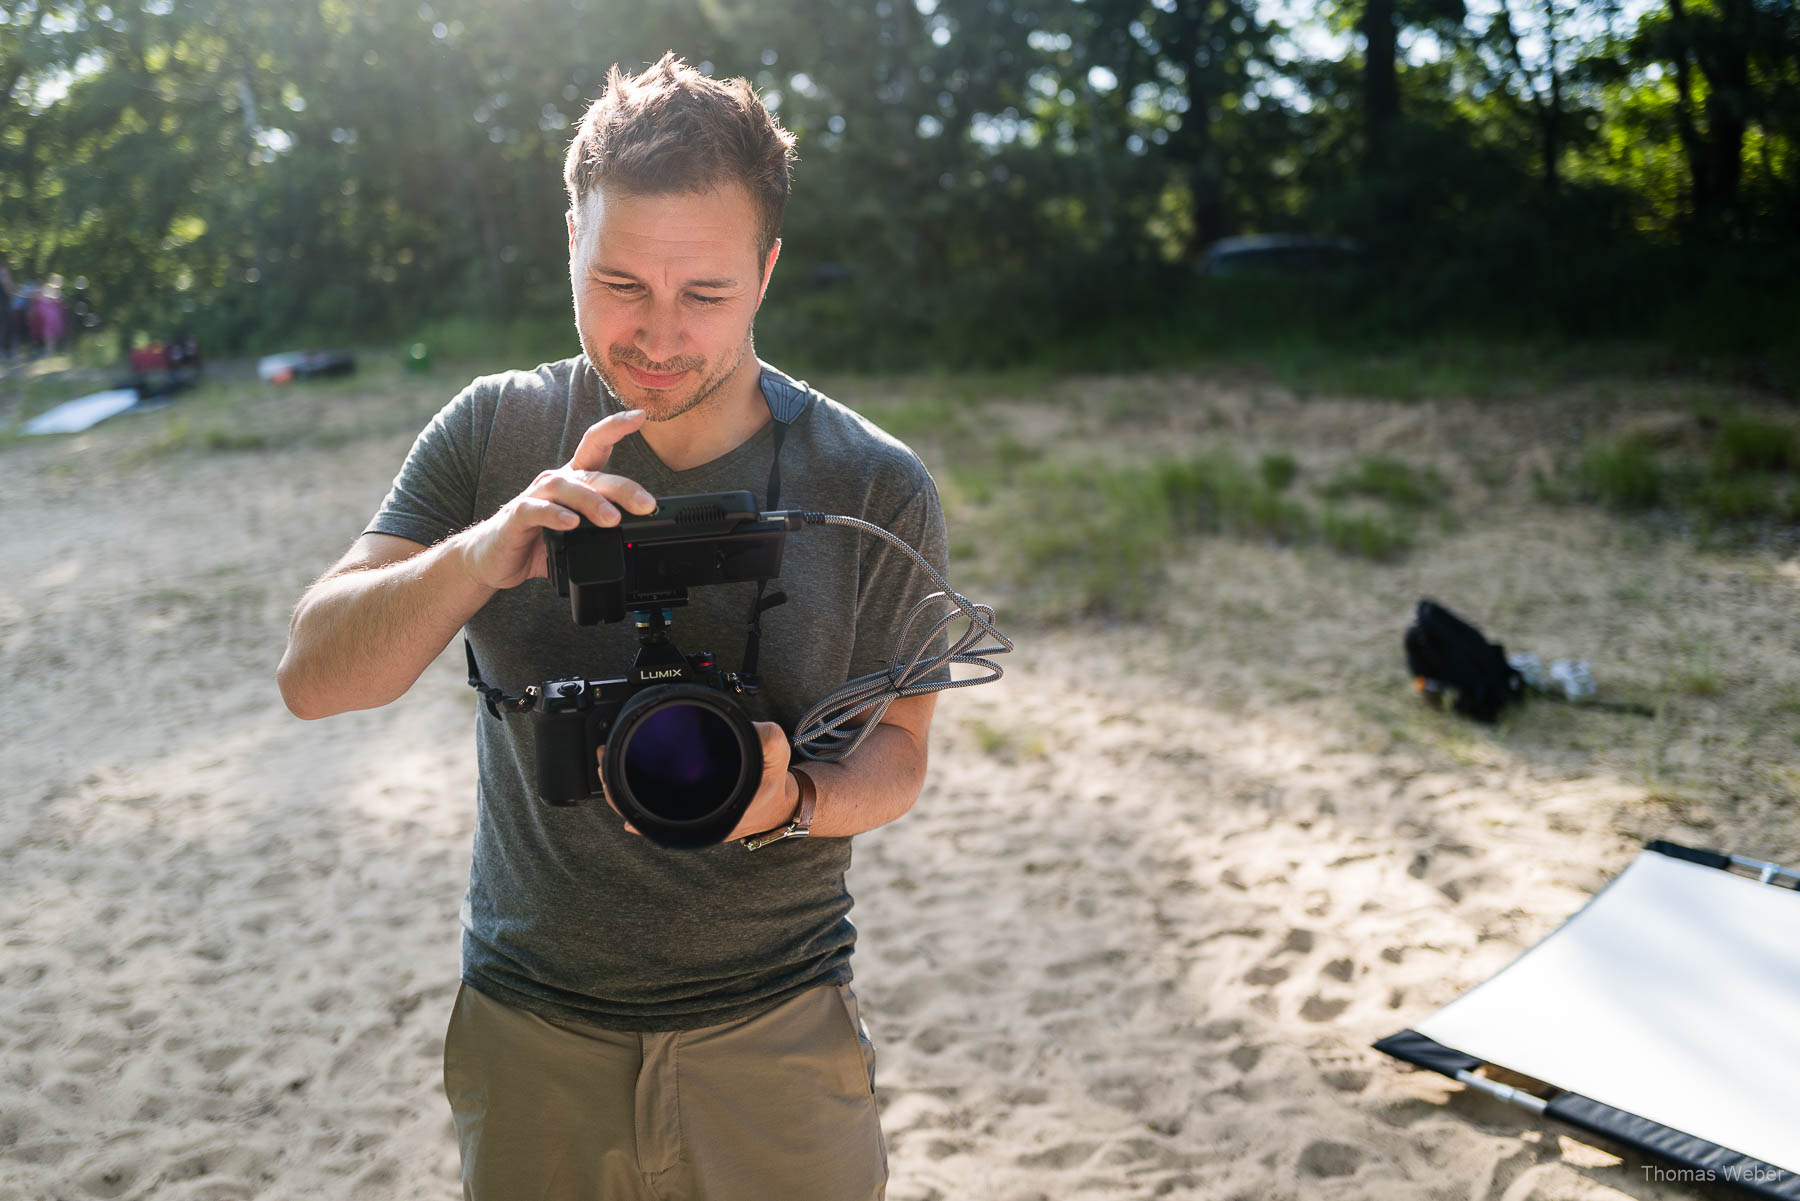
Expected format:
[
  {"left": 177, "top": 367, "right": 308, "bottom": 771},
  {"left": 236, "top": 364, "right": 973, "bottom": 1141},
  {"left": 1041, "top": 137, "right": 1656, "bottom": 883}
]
[{"left": 603, "top": 684, "right": 762, "bottom": 847}]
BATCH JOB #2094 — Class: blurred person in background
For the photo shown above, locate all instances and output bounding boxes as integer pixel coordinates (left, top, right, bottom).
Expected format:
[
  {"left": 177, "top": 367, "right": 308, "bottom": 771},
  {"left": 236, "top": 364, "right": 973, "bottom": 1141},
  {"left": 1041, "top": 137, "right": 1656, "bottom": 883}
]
[
  {"left": 30, "top": 274, "right": 69, "bottom": 356},
  {"left": 7, "top": 272, "right": 33, "bottom": 360},
  {"left": 0, "top": 256, "right": 14, "bottom": 362},
  {"left": 278, "top": 53, "right": 947, "bottom": 1201}
]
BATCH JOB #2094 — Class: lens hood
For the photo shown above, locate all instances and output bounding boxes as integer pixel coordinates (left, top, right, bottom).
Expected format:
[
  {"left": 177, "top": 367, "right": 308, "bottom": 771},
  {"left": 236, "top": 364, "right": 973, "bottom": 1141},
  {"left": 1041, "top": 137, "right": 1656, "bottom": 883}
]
[{"left": 601, "top": 684, "right": 763, "bottom": 848}]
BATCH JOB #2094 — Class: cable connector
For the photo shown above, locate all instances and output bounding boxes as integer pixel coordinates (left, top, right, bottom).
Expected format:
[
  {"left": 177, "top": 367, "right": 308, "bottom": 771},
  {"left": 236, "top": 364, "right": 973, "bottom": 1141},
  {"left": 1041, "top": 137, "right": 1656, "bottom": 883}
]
[{"left": 762, "top": 509, "right": 829, "bottom": 530}]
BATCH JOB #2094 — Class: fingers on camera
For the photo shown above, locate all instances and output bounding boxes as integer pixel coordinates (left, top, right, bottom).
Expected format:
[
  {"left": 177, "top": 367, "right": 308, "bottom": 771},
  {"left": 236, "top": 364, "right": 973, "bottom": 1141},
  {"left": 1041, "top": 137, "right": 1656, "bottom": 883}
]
[
  {"left": 516, "top": 496, "right": 580, "bottom": 529},
  {"left": 534, "top": 476, "right": 619, "bottom": 527},
  {"left": 579, "top": 471, "right": 655, "bottom": 516}
]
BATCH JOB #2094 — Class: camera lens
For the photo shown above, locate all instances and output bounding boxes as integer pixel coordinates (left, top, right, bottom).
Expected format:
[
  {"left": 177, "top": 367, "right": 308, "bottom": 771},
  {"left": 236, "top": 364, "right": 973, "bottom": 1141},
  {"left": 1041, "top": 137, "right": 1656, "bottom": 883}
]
[
  {"left": 603, "top": 684, "right": 762, "bottom": 847},
  {"left": 624, "top": 704, "right": 744, "bottom": 818}
]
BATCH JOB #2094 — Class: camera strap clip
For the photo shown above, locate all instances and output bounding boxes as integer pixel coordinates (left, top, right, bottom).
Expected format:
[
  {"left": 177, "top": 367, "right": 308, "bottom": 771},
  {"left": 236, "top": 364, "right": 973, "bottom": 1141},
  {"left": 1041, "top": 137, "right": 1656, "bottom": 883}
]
[{"left": 465, "top": 638, "right": 536, "bottom": 719}]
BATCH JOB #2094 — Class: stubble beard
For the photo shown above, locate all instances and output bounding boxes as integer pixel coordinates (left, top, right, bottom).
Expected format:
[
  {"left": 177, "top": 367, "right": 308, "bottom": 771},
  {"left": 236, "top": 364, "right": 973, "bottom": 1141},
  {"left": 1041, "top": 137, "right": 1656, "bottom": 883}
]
[{"left": 591, "top": 330, "right": 756, "bottom": 424}]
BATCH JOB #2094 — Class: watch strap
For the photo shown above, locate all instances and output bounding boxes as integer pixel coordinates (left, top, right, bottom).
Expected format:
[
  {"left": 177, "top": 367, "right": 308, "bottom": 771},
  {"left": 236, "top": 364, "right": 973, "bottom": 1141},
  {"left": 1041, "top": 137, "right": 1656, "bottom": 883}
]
[{"left": 740, "top": 767, "right": 817, "bottom": 851}]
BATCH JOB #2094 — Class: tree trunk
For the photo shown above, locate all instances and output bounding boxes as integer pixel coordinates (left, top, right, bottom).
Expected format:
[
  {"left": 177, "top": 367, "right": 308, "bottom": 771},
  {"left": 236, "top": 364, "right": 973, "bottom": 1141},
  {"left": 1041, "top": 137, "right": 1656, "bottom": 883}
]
[
  {"left": 1541, "top": 0, "right": 1561, "bottom": 196},
  {"left": 1167, "top": 1, "right": 1225, "bottom": 255},
  {"left": 1669, "top": 0, "right": 1749, "bottom": 232},
  {"left": 1362, "top": 0, "right": 1401, "bottom": 172},
  {"left": 1698, "top": 0, "right": 1751, "bottom": 229}
]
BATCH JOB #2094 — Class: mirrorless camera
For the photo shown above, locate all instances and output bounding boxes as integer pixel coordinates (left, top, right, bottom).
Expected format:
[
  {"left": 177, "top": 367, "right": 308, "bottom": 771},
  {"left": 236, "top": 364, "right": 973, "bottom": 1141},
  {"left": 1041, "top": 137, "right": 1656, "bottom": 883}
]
[{"left": 522, "top": 491, "right": 790, "bottom": 847}]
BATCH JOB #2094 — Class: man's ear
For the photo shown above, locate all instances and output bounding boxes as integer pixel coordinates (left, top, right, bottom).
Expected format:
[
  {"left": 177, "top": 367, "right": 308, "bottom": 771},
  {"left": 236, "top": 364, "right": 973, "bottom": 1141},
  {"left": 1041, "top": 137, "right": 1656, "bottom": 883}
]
[
  {"left": 757, "top": 239, "right": 781, "bottom": 307},
  {"left": 566, "top": 209, "right": 577, "bottom": 253}
]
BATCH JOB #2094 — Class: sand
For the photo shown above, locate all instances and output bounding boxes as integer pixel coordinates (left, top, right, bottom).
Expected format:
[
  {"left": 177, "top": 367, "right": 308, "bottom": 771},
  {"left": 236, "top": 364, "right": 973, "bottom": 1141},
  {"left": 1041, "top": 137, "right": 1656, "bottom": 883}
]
[{"left": 1, "top": 363, "right": 1795, "bottom": 1200}]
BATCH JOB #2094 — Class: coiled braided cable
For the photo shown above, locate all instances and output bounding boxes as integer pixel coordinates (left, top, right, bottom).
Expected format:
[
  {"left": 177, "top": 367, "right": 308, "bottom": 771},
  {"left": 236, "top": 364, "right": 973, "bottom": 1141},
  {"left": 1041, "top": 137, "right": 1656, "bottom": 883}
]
[{"left": 787, "top": 512, "right": 1012, "bottom": 762}]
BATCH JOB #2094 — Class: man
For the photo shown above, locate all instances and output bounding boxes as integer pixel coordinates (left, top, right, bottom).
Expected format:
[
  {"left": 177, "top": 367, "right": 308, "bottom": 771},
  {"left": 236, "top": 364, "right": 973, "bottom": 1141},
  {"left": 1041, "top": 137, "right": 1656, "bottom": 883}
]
[
  {"left": 0, "top": 256, "right": 14, "bottom": 360},
  {"left": 277, "top": 54, "right": 945, "bottom": 1201}
]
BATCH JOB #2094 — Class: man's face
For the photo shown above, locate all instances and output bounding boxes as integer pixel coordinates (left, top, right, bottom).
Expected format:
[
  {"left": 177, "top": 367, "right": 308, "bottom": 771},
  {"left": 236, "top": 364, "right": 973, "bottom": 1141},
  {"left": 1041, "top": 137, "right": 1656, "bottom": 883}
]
[{"left": 569, "top": 183, "right": 777, "bottom": 422}]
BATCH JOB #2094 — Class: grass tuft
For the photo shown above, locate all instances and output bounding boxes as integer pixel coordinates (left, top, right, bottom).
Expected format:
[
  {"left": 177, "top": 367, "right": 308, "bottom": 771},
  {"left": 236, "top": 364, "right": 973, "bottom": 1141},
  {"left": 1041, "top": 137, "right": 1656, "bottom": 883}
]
[
  {"left": 1573, "top": 438, "right": 1663, "bottom": 509},
  {"left": 991, "top": 448, "right": 1423, "bottom": 620},
  {"left": 1319, "top": 508, "right": 1412, "bottom": 561},
  {"left": 1558, "top": 411, "right": 1799, "bottom": 529},
  {"left": 1324, "top": 456, "right": 1445, "bottom": 509},
  {"left": 1259, "top": 451, "right": 1298, "bottom": 493},
  {"left": 1713, "top": 413, "right": 1797, "bottom": 474}
]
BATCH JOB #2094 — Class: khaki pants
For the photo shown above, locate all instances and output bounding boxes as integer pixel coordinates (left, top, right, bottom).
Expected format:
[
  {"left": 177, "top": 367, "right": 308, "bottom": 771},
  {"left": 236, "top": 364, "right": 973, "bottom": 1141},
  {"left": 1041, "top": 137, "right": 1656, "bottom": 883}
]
[{"left": 443, "top": 982, "right": 887, "bottom": 1201}]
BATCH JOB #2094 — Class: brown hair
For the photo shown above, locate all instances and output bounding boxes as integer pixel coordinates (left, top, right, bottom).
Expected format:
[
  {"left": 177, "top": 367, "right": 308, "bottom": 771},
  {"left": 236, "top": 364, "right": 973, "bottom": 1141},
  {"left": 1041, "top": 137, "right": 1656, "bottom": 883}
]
[{"left": 564, "top": 54, "right": 797, "bottom": 261}]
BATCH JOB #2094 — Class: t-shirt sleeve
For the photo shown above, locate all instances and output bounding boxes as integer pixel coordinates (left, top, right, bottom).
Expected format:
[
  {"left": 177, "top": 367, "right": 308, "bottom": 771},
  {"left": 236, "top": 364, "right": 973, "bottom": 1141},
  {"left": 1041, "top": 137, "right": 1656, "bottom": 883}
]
[
  {"left": 848, "top": 475, "right": 953, "bottom": 684},
  {"left": 364, "top": 383, "right": 489, "bottom": 546}
]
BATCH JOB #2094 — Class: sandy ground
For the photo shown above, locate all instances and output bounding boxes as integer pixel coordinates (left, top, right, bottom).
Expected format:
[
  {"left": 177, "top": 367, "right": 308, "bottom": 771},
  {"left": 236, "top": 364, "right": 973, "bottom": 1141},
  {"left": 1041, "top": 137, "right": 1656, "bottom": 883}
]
[{"left": 1, "top": 363, "right": 1795, "bottom": 1200}]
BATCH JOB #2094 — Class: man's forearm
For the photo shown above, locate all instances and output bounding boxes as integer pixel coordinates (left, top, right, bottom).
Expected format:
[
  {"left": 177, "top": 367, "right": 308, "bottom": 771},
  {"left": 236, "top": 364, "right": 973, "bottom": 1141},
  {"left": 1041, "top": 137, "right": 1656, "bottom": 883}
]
[
  {"left": 798, "top": 711, "right": 933, "bottom": 839},
  {"left": 278, "top": 532, "right": 494, "bottom": 720}
]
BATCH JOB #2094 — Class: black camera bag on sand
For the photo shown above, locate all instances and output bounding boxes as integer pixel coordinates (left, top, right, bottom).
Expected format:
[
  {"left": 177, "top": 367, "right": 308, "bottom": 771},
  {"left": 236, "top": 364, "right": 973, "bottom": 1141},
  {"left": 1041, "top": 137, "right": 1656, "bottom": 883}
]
[{"left": 1404, "top": 599, "right": 1524, "bottom": 723}]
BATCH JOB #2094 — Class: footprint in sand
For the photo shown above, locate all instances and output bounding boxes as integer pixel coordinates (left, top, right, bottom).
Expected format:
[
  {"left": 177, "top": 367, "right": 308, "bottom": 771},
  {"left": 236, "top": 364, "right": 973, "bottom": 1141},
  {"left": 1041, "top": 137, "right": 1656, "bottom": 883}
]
[
  {"left": 1310, "top": 1051, "right": 1373, "bottom": 1093},
  {"left": 196, "top": 1044, "right": 249, "bottom": 1074},
  {"left": 1244, "top": 963, "right": 1289, "bottom": 986},
  {"left": 73, "top": 1158, "right": 138, "bottom": 1199},
  {"left": 1199, "top": 1018, "right": 1242, "bottom": 1042},
  {"left": 42, "top": 1077, "right": 87, "bottom": 1108},
  {"left": 911, "top": 1026, "right": 956, "bottom": 1054},
  {"left": 1016, "top": 1140, "right": 1098, "bottom": 1170},
  {"left": 133, "top": 1094, "right": 173, "bottom": 1121},
  {"left": 1282, "top": 928, "right": 1315, "bottom": 954},
  {"left": 1297, "top": 1139, "right": 1364, "bottom": 1177},
  {"left": 1300, "top": 994, "right": 1350, "bottom": 1022},
  {"left": 11, "top": 1137, "right": 77, "bottom": 1167}
]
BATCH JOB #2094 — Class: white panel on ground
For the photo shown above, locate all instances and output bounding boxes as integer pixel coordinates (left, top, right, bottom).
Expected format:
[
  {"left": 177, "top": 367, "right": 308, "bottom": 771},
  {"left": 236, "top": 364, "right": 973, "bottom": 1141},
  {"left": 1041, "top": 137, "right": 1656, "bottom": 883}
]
[
  {"left": 1417, "top": 850, "right": 1800, "bottom": 1174},
  {"left": 23, "top": 388, "right": 140, "bottom": 435}
]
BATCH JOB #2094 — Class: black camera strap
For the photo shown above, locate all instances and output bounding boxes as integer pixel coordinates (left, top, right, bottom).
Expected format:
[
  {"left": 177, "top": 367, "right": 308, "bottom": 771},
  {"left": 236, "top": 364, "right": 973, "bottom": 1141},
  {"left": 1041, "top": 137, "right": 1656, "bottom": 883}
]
[{"left": 741, "top": 365, "right": 813, "bottom": 683}]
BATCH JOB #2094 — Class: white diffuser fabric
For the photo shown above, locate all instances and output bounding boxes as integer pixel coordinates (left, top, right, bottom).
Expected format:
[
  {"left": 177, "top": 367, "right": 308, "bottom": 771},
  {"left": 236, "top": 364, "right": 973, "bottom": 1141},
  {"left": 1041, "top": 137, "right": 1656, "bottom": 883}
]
[{"left": 1418, "top": 850, "right": 1800, "bottom": 1174}]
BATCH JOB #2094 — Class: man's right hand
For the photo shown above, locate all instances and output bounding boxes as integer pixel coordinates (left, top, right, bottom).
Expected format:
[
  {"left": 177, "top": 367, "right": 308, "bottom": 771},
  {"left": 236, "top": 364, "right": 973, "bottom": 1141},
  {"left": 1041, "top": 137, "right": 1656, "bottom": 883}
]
[{"left": 460, "top": 408, "right": 655, "bottom": 591}]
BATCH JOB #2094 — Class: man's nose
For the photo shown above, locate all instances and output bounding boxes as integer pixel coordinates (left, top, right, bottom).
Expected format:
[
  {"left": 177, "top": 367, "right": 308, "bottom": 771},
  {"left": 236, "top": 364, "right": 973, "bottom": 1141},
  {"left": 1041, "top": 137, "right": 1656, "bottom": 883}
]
[{"left": 635, "top": 302, "right": 685, "bottom": 366}]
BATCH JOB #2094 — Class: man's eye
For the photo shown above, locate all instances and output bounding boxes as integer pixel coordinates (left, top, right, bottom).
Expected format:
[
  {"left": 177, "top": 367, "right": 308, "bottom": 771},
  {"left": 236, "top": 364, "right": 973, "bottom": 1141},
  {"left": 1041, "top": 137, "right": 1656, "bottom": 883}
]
[
  {"left": 602, "top": 281, "right": 639, "bottom": 295},
  {"left": 689, "top": 294, "right": 725, "bottom": 306}
]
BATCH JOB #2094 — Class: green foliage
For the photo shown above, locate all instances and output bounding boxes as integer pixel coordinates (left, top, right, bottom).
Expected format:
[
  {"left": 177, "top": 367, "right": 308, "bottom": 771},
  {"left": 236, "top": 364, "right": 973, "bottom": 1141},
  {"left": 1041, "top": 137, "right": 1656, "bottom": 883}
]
[
  {"left": 1713, "top": 414, "right": 1799, "bottom": 474},
  {"left": 1669, "top": 640, "right": 1724, "bottom": 698},
  {"left": 1259, "top": 452, "right": 1299, "bottom": 493},
  {"left": 1324, "top": 456, "right": 1445, "bottom": 509},
  {"left": 1156, "top": 453, "right": 1312, "bottom": 540},
  {"left": 1319, "top": 508, "right": 1412, "bottom": 562},
  {"left": 1574, "top": 438, "right": 1665, "bottom": 510},
  {"left": 991, "top": 447, "right": 1431, "bottom": 618},
  {"left": 1691, "top": 474, "right": 1782, "bottom": 522},
  {"left": 1557, "top": 410, "right": 1800, "bottom": 528},
  {"left": 405, "top": 316, "right": 580, "bottom": 374},
  {"left": 1, "top": 0, "right": 1796, "bottom": 373},
  {"left": 1011, "top": 462, "right": 1178, "bottom": 619}
]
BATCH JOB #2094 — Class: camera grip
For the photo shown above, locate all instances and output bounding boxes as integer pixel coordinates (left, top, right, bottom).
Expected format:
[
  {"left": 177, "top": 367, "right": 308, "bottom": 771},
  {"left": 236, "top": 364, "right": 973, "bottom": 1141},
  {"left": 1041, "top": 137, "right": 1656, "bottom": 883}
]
[{"left": 533, "top": 706, "right": 599, "bottom": 806}]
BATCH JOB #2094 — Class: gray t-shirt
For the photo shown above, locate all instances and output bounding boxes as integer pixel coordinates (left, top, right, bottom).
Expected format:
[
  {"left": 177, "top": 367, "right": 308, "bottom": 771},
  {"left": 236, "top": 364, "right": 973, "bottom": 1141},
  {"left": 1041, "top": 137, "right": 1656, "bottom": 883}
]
[{"left": 366, "top": 355, "right": 947, "bottom": 1031}]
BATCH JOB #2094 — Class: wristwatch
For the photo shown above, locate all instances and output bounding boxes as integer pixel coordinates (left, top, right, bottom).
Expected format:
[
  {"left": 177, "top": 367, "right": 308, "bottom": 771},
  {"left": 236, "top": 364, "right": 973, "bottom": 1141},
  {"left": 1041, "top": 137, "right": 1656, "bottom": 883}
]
[{"left": 740, "top": 767, "right": 818, "bottom": 851}]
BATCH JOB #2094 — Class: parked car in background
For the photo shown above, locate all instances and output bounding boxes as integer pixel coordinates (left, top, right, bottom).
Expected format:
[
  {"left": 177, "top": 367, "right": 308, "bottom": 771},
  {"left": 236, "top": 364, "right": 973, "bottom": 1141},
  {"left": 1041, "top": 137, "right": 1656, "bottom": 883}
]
[{"left": 1200, "top": 234, "right": 1362, "bottom": 277}]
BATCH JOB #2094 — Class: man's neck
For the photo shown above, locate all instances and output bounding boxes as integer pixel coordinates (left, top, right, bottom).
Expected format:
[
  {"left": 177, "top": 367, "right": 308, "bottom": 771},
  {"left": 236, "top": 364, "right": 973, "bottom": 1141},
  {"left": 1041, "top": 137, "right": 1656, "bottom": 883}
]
[{"left": 635, "top": 353, "right": 769, "bottom": 473}]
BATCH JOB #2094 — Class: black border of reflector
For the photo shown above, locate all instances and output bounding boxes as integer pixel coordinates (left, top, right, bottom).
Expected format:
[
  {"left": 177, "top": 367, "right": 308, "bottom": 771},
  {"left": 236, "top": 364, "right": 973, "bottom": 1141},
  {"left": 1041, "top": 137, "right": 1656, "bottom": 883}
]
[{"left": 1374, "top": 841, "right": 1800, "bottom": 1200}]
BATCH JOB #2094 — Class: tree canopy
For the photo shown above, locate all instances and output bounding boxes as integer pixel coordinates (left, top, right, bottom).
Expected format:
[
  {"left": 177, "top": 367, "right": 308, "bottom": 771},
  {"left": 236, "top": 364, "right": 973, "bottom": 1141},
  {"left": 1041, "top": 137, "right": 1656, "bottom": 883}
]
[{"left": 3, "top": 0, "right": 1795, "bottom": 368}]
